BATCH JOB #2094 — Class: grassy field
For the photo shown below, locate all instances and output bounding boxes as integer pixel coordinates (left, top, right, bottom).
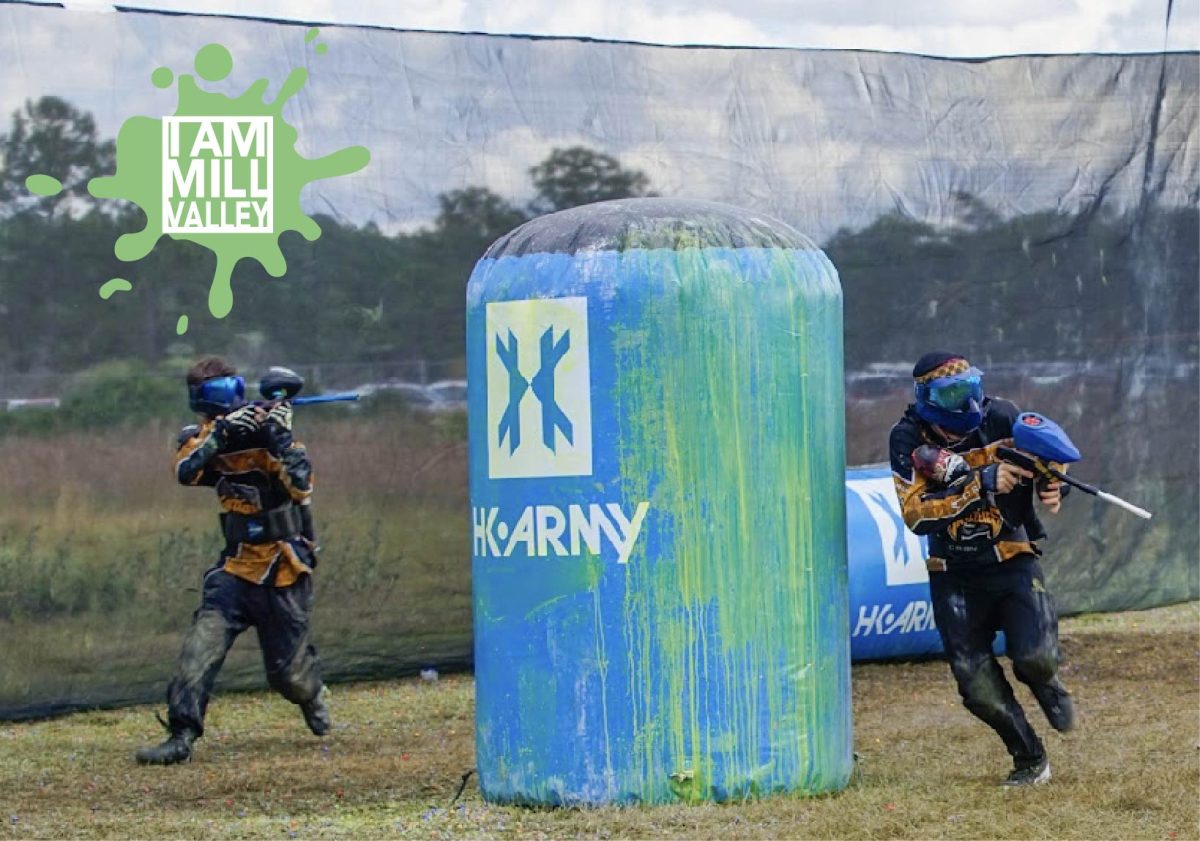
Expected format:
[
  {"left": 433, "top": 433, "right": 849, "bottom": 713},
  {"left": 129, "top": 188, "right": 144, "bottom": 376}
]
[
  {"left": 0, "top": 413, "right": 472, "bottom": 717},
  {"left": 2, "top": 601, "right": 1195, "bottom": 840}
]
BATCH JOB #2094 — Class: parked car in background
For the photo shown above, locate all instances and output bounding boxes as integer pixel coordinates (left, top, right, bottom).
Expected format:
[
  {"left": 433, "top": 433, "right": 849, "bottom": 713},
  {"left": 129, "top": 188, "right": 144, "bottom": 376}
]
[
  {"left": 4, "top": 397, "right": 61, "bottom": 411},
  {"left": 426, "top": 380, "right": 467, "bottom": 413}
]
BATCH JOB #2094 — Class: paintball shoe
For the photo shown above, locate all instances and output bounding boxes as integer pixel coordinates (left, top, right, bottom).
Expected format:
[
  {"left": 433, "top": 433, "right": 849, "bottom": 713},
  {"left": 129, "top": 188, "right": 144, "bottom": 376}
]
[
  {"left": 301, "top": 686, "right": 332, "bottom": 736},
  {"left": 135, "top": 729, "right": 196, "bottom": 766},
  {"left": 1033, "top": 678, "right": 1076, "bottom": 733},
  {"left": 1001, "top": 757, "right": 1051, "bottom": 787}
]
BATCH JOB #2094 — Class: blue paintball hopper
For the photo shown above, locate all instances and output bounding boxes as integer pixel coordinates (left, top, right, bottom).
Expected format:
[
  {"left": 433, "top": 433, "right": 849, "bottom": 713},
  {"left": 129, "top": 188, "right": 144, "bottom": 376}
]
[
  {"left": 1013, "top": 412, "right": 1081, "bottom": 463},
  {"left": 1004, "top": 412, "right": 1151, "bottom": 520}
]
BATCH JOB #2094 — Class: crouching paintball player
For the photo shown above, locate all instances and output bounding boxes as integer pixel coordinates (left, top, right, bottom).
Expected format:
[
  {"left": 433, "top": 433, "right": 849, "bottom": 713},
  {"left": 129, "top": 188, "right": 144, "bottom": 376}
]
[
  {"left": 136, "top": 356, "right": 330, "bottom": 765},
  {"left": 888, "top": 352, "right": 1074, "bottom": 787}
]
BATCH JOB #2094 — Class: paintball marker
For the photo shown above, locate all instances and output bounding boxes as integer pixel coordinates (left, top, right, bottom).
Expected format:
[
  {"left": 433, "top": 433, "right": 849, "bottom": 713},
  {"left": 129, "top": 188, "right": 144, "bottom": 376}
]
[
  {"left": 997, "top": 412, "right": 1152, "bottom": 520},
  {"left": 258, "top": 367, "right": 359, "bottom": 406}
]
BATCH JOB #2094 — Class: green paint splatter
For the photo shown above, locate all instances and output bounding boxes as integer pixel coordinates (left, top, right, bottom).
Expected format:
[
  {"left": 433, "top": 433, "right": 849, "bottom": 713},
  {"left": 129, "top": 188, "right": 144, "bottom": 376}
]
[
  {"left": 176, "top": 315, "right": 189, "bottom": 334},
  {"left": 25, "top": 174, "right": 62, "bottom": 196},
  {"left": 98, "top": 278, "right": 133, "bottom": 299},
  {"left": 78, "top": 32, "right": 369, "bottom": 326},
  {"left": 194, "top": 43, "right": 233, "bottom": 81},
  {"left": 315, "top": 43, "right": 328, "bottom": 55},
  {"left": 305, "top": 27, "right": 320, "bottom": 43},
  {"left": 611, "top": 245, "right": 851, "bottom": 802}
]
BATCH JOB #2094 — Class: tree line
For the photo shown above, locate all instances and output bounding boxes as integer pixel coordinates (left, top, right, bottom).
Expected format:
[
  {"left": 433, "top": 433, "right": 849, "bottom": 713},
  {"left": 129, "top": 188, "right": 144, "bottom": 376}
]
[{"left": 0, "top": 96, "right": 1195, "bottom": 385}]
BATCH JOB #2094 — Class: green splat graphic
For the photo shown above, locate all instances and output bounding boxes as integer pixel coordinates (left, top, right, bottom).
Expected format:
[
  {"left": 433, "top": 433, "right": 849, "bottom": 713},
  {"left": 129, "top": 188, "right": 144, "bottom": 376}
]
[
  {"left": 98, "top": 278, "right": 133, "bottom": 299},
  {"left": 151, "top": 67, "right": 174, "bottom": 89},
  {"left": 25, "top": 174, "right": 63, "bottom": 196},
  {"left": 194, "top": 43, "right": 233, "bottom": 81},
  {"left": 26, "top": 30, "right": 369, "bottom": 334}
]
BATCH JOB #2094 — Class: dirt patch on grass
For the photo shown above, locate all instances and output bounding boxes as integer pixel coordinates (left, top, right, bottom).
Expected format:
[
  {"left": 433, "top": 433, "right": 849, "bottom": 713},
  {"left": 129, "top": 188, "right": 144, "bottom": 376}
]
[{"left": 2, "top": 604, "right": 1197, "bottom": 839}]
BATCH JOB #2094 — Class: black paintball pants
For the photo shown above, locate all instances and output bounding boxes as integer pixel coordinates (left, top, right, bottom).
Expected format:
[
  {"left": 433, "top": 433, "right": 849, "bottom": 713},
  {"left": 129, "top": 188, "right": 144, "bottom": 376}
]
[
  {"left": 928, "top": 556, "right": 1069, "bottom": 768},
  {"left": 165, "top": 567, "right": 323, "bottom": 738}
]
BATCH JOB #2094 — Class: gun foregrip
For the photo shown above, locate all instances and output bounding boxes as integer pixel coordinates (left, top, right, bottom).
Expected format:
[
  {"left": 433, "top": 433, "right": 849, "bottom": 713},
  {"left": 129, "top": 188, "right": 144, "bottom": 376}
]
[{"left": 997, "top": 446, "right": 1038, "bottom": 473}]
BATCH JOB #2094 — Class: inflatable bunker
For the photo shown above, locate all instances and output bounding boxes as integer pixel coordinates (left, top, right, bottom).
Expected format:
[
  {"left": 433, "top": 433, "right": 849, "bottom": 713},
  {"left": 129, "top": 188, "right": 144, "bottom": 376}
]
[
  {"left": 467, "top": 198, "right": 852, "bottom": 805},
  {"left": 844, "top": 464, "right": 941, "bottom": 660}
]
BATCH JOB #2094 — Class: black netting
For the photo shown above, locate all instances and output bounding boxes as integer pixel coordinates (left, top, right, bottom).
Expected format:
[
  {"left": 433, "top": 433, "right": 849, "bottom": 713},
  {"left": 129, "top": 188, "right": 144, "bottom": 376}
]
[{"left": 0, "top": 4, "right": 1195, "bottom": 719}]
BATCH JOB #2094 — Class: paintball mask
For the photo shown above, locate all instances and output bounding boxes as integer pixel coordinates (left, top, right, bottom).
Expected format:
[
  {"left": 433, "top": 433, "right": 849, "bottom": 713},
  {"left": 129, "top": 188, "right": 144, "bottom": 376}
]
[
  {"left": 188, "top": 375, "right": 246, "bottom": 416},
  {"left": 913, "top": 357, "right": 984, "bottom": 434}
]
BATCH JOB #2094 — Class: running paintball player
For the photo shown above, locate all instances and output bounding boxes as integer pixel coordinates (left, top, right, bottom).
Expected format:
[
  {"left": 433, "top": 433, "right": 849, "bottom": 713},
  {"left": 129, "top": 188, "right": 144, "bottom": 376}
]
[
  {"left": 135, "top": 356, "right": 330, "bottom": 765},
  {"left": 888, "top": 352, "right": 1075, "bottom": 787}
]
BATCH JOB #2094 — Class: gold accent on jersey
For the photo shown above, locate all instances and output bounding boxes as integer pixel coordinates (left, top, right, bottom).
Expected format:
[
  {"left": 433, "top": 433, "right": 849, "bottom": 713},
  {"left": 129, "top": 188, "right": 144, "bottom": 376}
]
[
  {"left": 222, "top": 540, "right": 312, "bottom": 587},
  {"left": 948, "top": 506, "right": 1003, "bottom": 541}
]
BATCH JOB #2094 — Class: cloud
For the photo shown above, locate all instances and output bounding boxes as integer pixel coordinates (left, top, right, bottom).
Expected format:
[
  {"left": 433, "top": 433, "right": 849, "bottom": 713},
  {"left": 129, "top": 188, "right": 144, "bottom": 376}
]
[
  {"left": 1105, "top": 0, "right": 1200, "bottom": 51},
  {"left": 43, "top": 0, "right": 1200, "bottom": 55},
  {"left": 61, "top": 0, "right": 468, "bottom": 30},
  {"left": 465, "top": 2, "right": 765, "bottom": 47}
]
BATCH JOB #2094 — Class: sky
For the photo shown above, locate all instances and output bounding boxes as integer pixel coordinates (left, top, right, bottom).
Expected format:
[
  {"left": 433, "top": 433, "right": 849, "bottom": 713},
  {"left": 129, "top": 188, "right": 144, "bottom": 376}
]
[{"left": 42, "top": 0, "right": 1200, "bottom": 56}]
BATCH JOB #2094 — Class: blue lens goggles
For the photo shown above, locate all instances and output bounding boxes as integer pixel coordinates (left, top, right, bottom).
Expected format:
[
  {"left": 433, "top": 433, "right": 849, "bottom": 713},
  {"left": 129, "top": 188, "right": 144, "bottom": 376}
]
[
  {"left": 921, "top": 367, "right": 983, "bottom": 411},
  {"left": 197, "top": 375, "right": 245, "bottom": 410}
]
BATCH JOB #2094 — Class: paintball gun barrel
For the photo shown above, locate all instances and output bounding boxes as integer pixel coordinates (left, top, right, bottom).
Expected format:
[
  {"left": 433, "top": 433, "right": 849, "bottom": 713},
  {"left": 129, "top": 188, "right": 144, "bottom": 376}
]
[
  {"left": 292, "top": 392, "right": 360, "bottom": 405},
  {"left": 258, "top": 366, "right": 359, "bottom": 407},
  {"left": 996, "top": 412, "right": 1152, "bottom": 520}
]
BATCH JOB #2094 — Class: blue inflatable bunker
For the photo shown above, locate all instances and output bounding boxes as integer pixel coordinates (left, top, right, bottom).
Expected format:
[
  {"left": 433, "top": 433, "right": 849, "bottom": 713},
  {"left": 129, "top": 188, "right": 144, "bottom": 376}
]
[
  {"left": 467, "top": 199, "right": 852, "bottom": 806},
  {"left": 843, "top": 464, "right": 1004, "bottom": 660},
  {"left": 844, "top": 465, "right": 941, "bottom": 660}
]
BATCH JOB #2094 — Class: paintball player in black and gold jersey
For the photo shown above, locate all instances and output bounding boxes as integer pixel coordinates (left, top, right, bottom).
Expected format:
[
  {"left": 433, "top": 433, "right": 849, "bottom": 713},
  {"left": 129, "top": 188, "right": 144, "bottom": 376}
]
[
  {"left": 135, "top": 356, "right": 330, "bottom": 765},
  {"left": 888, "top": 352, "right": 1074, "bottom": 787}
]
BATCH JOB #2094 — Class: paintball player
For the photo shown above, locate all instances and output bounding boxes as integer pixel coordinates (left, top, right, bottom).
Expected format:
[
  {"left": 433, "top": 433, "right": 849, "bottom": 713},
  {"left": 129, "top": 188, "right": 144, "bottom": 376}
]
[
  {"left": 888, "top": 352, "right": 1074, "bottom": 787},
  {"left": 135, "top": 356, "right": 330, "bottom": 765}
]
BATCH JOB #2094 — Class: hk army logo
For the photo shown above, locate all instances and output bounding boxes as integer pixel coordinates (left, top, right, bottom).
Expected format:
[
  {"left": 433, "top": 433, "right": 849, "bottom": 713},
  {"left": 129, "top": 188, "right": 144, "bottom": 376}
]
[
  {"left": 486, "top": 297, "right": 593, "bottom": 479},
  {"left": 847, "top": 477, "right": 928, "bottom": 586}
]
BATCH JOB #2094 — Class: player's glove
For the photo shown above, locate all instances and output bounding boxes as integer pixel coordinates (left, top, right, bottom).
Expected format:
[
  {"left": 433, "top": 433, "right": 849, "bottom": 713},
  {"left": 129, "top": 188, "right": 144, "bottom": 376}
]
[
  {"left": 175, "top": 424, "right": 201, "bottom": 450},
  {"left": 265, "top": 401, "right": 293, "bottom": 432},
  {"left": 222, "top": 403, "right": 264, "bottom": 438}
]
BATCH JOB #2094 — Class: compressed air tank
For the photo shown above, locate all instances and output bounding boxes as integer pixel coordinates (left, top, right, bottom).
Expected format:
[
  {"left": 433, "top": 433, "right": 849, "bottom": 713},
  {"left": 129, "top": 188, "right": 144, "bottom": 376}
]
[{"left": 467, "top": 198, "right": 851, "bottom": 805}]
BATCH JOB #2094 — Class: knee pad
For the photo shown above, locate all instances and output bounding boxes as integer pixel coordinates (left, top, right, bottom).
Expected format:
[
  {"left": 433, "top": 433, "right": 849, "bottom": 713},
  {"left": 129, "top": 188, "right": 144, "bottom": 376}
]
[
  {"left": 949, "top": 655, "right": 1011, "bottom": 719},
  {"left": 1012, "top": 653, "right": 1057, "bottom": 686},
  {"left": 962, "top": 672, "right": 1010, "bottom": 721},
  {"left": 267, "top": 642, "right": 321, "bottom": 704}
]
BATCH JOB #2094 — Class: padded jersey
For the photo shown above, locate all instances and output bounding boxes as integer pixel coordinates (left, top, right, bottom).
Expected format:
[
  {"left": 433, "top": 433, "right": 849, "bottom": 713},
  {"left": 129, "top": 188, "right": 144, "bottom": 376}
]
[{"left": 888, "top": 397, "right": 1047, "bottom": 570}]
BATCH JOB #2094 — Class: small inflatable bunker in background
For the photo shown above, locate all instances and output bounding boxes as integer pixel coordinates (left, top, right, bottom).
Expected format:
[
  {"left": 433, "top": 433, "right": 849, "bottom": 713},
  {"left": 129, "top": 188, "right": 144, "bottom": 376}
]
[
  {"left": 466, "top": 198, "right": 852, "bottom": 805},
  {"left": 843, "top": 464, "right": 1005, "bottom": 661},
  {"left": 845, "top": 465, "right": 942, "bottom": 660}
]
